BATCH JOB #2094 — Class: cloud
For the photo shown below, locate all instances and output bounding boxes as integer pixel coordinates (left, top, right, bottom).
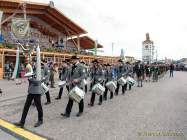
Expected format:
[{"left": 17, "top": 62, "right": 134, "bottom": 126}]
[{"left": 33, "top": 0, "right": 187, "bottom": 60}]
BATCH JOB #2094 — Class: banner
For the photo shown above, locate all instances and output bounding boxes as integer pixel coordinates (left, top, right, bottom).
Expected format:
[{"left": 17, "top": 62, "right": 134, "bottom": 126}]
[{"left": 11, "top": 18, "right": 30, "bottom": 40}]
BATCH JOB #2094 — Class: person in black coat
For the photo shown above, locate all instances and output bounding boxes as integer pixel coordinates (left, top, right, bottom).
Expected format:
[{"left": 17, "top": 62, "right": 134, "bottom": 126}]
[
  {"left": 169, "top": 63, "right": 174, "bottom": 77},
  {"left": 134, "top": 62, "right": 144, "bottom": 87}
]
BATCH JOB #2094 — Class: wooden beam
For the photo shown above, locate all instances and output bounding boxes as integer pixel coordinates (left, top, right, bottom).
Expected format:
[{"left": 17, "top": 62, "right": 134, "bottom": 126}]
[
  {"left": 0, "top": 8, "right": 45, "bottom": 15},
  {"left": 39, "top": 13, "right": 74, "bottom": 36},
  {"left": 46, "top": 9, "right": 79, "bottom": 35}
]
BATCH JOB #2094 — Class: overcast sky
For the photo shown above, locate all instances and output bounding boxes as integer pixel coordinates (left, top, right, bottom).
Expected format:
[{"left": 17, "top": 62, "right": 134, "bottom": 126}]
[{"left": 32, "top": 0, "right": 187, "bottom": 60}]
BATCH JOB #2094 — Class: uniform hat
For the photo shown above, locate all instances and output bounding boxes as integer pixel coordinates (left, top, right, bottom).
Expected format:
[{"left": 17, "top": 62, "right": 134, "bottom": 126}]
[
  {"left": 92, "top": 59, "right": 99, "bottom": 63},
  {"left": 62, "top": 59, "right": 70, "bottom": 63},
  {"left": 118, "top": 59, "right": 124, "bottom": 62},
  {"left": 80, "top": 61, "right": 86, "bottom": 64},
  {"left": 41, "top": 59, "right": 47, "bottom": 65},
  {"left": 41, "top": 59, "right": 47, "bottom": 63},
  {"left": 70, "top": 55, "right": 80, "bottom": 60},
  {"left": 106, "top": 63, "right": 111, "bottom": 66}
]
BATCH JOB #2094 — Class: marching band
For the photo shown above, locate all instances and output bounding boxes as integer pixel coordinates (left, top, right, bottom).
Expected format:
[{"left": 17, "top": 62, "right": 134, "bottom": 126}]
[{"left": 14, "top": 54, "right": 169, "bottom": 128}]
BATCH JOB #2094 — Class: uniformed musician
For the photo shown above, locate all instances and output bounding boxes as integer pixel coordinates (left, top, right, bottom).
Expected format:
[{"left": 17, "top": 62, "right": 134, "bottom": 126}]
[
  {"left": 55, "top": 60, "right": 70, "bottom": 100},
  {"left": 79, "top": 61, "right": 88, "bottom": 93},
  {"left": 88, "top": 59, "right": 105, "bottom": 106},
  {"left": 61, "top": 55, "right": 85, "bottom": 117},
  {"left": 103, "top": 64, "right": 115, "bottom": 100},
  {"left": 14, "top": 59, "right": 44, "bottom": 128},
  {"left": 115, "top": 59, "right": 127, "bottom": 95},
  {"left": 42, "top": 60, "right": 51, "bottom": 105}
]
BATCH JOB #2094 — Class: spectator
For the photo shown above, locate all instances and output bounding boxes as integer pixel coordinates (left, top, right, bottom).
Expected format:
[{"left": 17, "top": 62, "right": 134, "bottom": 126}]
[{"left": 169, "top": 63, "right": 174, "bottom": 77}]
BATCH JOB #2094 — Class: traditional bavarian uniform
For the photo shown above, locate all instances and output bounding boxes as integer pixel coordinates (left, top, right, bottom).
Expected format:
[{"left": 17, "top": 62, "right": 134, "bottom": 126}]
[
  {"left": 89, "top": 60, "right": 105, "bottom": 106},
  {"left": 115, "top": 59, "right": 127, "bottom": 95},
  {"left": 14, "top": 75, "right": 43, "bottom": 128},
  {"left": 61, "top": 56, "right": 85, "bottom": 117},
  {"left": 103, "top": 64, "right": 114, "bottom": 100},
  {"left": 55, "top": 60, "right": 70, "bottom": 100},
  {"left": 126, "top": 62, "right": 133, "bottom": 90},
  {"left": 79, "top": 61, "right": 88, "bottom": 93}
]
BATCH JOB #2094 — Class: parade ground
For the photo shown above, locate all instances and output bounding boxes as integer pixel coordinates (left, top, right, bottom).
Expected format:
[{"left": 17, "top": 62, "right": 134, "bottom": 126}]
[{"left": 0, "top": 71, "right": 186, "bottom": 140}]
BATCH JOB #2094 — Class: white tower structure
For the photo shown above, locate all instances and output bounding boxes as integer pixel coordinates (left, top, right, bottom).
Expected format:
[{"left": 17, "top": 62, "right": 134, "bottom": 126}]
[{"left": 142, "top": 33, "right": 154, "bottom": 64}]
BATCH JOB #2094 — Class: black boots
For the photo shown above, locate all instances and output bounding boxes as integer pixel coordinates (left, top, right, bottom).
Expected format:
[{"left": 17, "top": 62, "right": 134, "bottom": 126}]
[{"left": 34, "top": 121, "right": 43, "bottom": 127}]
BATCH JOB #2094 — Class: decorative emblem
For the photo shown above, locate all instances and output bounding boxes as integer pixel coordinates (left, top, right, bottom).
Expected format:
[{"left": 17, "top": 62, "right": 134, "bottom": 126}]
[{"left": 11, "top": 18, "right": 30, "bottom": 40}]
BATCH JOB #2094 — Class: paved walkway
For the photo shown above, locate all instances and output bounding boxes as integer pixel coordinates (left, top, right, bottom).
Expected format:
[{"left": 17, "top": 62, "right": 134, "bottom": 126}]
[
  {"left": 0, "top": 71, "right": 187, "bottom": 140},
  {"left": 0, "top": 129, "right": 18, "bottom": 140}
]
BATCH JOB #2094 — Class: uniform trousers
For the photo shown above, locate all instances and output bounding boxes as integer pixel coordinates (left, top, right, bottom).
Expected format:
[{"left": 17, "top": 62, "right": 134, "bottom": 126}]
[
  {"left": 20, "top": 94, "right": 43, "bottom": 125},
  {"left": 104, "top": 87, "right": 113, "bottom": 100},
  {"left": 115, "top": 83, "right": 127, "bottom": 95},
  {"left": 58, "top": 85, "right": 70, "bottom": 99},
  {"left": 90, "top": 81, "right": 103, "bottom": 105},
  {"left": 45, "top": 91, "right": 51, "bottom": 103},
  {"left": 65, "top": 98, "right": 84, "bottom": 115},
  {"left": 65, "top": 85, "right": 84, "bottom": 115}
]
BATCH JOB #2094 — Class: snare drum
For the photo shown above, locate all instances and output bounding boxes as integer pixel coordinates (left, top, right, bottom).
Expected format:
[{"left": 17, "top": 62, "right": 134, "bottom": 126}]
[
  {"left": 58, "top": 81, "right": 66, "bottom": 87},
  {"left": 106, "top": 81, "right": 117, "bottom": 92},
  {"left": 126, "top": 76, "right": 136, "bottom": 86},
  {"left": 68, "top": 86, "right": 85, "bottom": 103},
  {"left": 92, "top": 83, "right": 105, "bottom": 95},
  {"left": 41, "top": 82, "right": 49, "bottom": 94},
  {"left": 117, "top": 77, "right": 127, "bottom": 86}
]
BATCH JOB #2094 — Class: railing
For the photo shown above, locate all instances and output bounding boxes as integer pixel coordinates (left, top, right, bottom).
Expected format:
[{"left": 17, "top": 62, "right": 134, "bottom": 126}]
[{"left": 3, "top": 72, "right": 13, "bottom": 80}]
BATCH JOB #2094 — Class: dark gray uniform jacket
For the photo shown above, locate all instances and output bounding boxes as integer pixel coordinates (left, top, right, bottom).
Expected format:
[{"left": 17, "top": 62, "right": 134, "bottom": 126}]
[
  {"left": 60, "top": 66, "right": 70, "bottom": 81},
  {"left": 69, "top": 62, "right": 84, "bottom": 89},
  {"left": 42, "top": 64, "right": 50, "bottom": 84},
  {"left": 116, "top": 64, "right": 127, "bottom": 79},
  {"left": 91, "top": 66, "right": 105, "bottom": 84},
  {"left": 104, "top": 67, "right": 114, "bottom": 82},
  {"left": 28, "top": 78, "right": 43, "bottom": 95}
]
